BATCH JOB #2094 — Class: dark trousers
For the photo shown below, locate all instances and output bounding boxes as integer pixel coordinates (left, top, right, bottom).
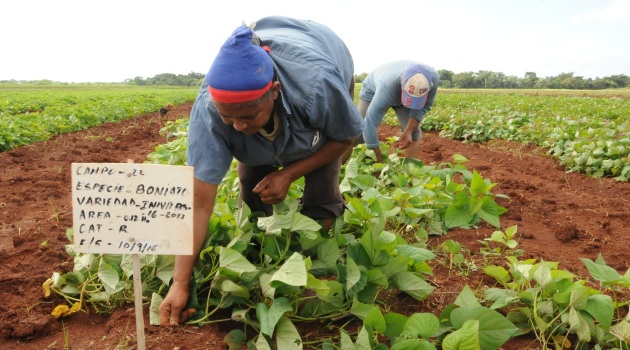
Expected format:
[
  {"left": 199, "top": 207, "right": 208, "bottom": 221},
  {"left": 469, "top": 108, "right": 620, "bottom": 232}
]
[{"left": 237, "top": 158, "right": 345, "bottom": 220}]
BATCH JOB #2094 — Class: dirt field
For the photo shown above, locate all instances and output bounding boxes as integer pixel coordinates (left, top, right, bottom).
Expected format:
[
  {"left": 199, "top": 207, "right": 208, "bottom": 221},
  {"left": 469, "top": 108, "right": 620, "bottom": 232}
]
[{"left": 0, "top": 101, "right": 628, "bottom": 349}]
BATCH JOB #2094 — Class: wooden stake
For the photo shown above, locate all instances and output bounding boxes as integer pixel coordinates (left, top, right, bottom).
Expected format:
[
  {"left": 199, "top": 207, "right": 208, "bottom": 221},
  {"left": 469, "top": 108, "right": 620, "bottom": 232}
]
[
  {"left": 128, "top": 159, "right": 146, "bottom": 350},
  {"left": 132, "top": 254, "right": 146, "bottom": 350}
]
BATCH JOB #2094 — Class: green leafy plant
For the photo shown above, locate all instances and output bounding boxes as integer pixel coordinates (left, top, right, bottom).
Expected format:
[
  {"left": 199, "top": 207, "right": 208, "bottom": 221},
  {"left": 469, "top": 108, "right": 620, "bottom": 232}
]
[
  {"left": 483, "top": 255, "right": 629, "bottom": 349},
  {"left": 47, "top": 148, "right": 513, "bottom": 348},
  {"left": 43, "top": 229, "right": 174, "bottom": 315},
  {"left": 478, "top": 225, "right": 523, "bottom": 265},
  {"left": 342, "top": 142, "right": 508, "bottom": 239},
  {"left": 437, "top": 239, "right": 479, "bottom": 276}
]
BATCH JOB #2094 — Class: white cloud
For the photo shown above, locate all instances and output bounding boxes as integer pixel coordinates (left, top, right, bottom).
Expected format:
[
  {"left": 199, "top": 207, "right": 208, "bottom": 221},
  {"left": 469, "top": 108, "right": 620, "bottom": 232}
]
[{"left": 572, "top": 0, "right": 630, "bottom": 23}]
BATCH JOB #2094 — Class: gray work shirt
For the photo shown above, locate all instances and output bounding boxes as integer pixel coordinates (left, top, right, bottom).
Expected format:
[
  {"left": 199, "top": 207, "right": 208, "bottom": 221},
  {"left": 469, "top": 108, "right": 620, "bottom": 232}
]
[
  {"left": 360, "top": 60, "right": 439, "bottom": 148},
  {"left": 187, "top": 16, "right": 364, "bottom": 184}
]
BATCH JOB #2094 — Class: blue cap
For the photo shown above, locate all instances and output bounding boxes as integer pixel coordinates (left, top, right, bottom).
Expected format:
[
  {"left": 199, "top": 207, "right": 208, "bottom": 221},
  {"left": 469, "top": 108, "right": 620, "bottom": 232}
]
[
  {"left": 401, "top": 64, "right": 431, "bottom": 110},
  {"left": 206, "top": 26, "right": 274, "bottom": 103}
]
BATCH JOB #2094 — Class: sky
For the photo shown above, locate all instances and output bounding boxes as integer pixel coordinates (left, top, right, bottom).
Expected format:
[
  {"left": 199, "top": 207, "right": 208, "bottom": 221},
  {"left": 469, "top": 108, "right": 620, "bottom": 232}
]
[{"left": 1, "top": 0, "right": 629, "bottom": 83}]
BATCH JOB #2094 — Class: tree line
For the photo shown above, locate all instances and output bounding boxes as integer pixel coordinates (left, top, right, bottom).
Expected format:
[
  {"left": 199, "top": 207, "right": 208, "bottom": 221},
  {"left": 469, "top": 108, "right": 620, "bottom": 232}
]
[
  {"left": 124, "top": 72, "right": 205, "bottom": 86},
  {"left": 128, "top": 70, "right": 630, "bottom": 90},
  {"left": 125, "top": 69, "right": 630, "bottom": 90},
  {"left": 354, "top": 70, "right": 629, "bottom": 90},
  {"left": 3, "top": 70, "right": 628, "bottom": 90},
  {"left": 0, "top": 72, "right": 206, "bottom": 87}
]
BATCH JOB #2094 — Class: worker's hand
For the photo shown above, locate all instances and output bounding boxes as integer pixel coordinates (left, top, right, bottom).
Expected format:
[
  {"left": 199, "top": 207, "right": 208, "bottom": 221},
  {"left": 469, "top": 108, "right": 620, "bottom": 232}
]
[
  {"left": 253, "top": 169, "right": 294, "bottom": 204},
  {"left": 158, "top": 282, "right": 196, "bottom": 326},
  {"left": 371, "top": 147, "right": 384, "bottom": 163},
  {"left": 397, "top": 132, "right": 413, "bottom": 150}
]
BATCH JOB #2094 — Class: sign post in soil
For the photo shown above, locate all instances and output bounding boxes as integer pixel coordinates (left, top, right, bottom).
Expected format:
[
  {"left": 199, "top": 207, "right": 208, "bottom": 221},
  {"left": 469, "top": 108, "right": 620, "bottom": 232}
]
[{"left": 71, "top": 162, "right": 194, "bottom": 350}]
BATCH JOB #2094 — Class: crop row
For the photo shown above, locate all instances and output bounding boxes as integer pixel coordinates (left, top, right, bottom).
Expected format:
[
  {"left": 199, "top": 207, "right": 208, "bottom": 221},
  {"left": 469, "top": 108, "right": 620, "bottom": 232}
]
[
  {"left": 414, "top": 90, "right": 630, "bottom": 181},
  {"left": 0, "top": 85, "right": 198, "bottom": 151}
]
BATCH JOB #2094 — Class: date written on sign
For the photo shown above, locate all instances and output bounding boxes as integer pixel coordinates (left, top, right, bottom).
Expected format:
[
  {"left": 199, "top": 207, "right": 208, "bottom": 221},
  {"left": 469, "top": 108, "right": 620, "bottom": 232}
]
[{"left": 71, "top": 163, "right": 194, "bottom": 255}]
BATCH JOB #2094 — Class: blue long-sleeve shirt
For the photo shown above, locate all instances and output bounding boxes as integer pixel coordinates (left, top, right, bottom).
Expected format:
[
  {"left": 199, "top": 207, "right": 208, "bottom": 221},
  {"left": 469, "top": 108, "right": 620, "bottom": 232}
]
[{"left": 360, "top": 60, "right": 439, "bottom": 148}]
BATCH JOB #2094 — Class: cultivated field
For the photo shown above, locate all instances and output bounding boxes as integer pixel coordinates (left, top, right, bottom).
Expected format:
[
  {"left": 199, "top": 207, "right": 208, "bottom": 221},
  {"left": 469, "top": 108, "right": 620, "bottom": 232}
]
[{"left": 0, "top": 86, "right": 628, "bottom": 349}]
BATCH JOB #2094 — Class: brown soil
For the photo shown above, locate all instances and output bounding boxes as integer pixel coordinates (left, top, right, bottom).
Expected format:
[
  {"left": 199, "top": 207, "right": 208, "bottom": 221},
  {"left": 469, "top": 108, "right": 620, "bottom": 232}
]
[{"left": 0, "top": 102, "right": 628, "bottom": 350}]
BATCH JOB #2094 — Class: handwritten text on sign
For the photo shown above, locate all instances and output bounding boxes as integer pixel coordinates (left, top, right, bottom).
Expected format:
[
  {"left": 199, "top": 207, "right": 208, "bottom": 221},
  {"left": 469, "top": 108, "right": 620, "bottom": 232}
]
[{"left": 71, "top": 163, "right": 194, "bottom": 255}]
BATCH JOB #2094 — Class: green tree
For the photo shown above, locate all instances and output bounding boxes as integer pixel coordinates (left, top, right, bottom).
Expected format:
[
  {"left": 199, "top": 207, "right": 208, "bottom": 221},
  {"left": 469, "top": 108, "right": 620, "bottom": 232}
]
[
  {"left": 129, "top": 76, "right": 147, "bottom": 86},
  {"left": 354, "top": 72, "right": 368, "bottom": 83},
  {"left": 591, "top": 78, "right": 610, "bottom": 90},
  {"left": 522, "top": 72, "right": 539, "bottom": 88},
  {"left": 438, "top": 69, "right": 454, "bottom": 86},
  {"left": 452, "top": 72, "right": 476, "bottom": 88},
  {"left": 502, "top": 74, "right": 521, "bottom": 89},
  {"left": 476, "top": 70, "right": 495, "bottom": 88},
  {"left": 608, "top": 74, "right": 629, "bottom": 88}
]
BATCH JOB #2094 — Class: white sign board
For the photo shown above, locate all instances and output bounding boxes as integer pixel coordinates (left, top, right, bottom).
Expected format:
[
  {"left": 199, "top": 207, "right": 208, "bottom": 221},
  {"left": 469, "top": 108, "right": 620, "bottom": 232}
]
[{"left": 71, "top": 163, "right": 194, "bottom": 255}]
